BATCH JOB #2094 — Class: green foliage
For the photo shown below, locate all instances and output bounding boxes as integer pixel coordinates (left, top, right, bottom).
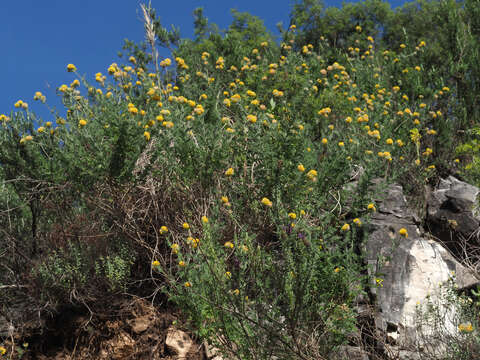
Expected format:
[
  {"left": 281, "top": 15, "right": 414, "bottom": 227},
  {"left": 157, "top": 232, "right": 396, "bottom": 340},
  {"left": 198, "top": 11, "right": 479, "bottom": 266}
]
[
  {"left": 414, "top": 276, "right": 480, "bottom": 360},
  {"left": 160, "top": 211, "right": 363, "bottom": 359},
  {"left": 34, "top": 240, "right": 135, "bottom": 302},
  {"left": 35, "top": 242, "right": 90, "bottom": 294},
  {"left": 456, "top": 127, "right": 480, "bottom": 186},
  {"left": 1, "top": 1, "right": 479, "bottom": 358}
]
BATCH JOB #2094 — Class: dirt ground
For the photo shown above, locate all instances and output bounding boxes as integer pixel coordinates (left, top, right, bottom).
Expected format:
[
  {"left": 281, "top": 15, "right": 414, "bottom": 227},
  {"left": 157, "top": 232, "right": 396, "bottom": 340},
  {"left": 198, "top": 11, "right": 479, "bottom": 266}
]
[{"left": 4, "top": 298, "right": 205, "bottom": 360}]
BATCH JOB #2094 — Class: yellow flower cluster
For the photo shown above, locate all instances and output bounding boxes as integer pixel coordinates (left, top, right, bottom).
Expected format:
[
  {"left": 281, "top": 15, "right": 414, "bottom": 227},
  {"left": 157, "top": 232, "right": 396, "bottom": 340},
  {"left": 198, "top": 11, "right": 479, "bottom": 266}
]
[
  {"left": 33, "top": 91, "right": 46, "bottom": 103},
  {"left": 67, "top": 63, "right": 77, "bottom": 72},
  {"left": 261, "top": 197, "right": 273, "bottom": 207},
  {"left": 458, "top": 322, "right": 474, "bottom": 333},
  {"left": 14, "top": 100, "right": 28, "bottom": 109},
  {"left": 160, "top": 58, "right": 172, "bottom": 67}
]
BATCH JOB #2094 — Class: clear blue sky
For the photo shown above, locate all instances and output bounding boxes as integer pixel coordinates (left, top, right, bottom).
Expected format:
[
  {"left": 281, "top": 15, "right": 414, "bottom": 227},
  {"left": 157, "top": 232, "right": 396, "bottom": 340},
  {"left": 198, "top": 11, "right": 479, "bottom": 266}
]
[{"left": 0, "top": 0, "right": 407, "bottom": 123}]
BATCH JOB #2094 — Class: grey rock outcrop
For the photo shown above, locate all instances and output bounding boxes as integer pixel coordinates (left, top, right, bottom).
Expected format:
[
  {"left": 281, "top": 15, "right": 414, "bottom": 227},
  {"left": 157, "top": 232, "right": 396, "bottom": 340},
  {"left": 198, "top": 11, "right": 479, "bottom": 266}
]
[
  {"left": 427, "top": 175, "right": 480, "bottom": 246},
  {"left": 363, "top": 180, "right": 480, "bottom": 354}
]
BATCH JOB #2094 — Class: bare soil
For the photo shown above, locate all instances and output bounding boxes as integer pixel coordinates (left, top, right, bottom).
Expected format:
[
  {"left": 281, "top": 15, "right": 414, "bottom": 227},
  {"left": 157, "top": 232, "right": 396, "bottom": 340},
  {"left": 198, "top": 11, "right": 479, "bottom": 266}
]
[{"left": 4, "top": 298, "right": 205, "bottom": 360}]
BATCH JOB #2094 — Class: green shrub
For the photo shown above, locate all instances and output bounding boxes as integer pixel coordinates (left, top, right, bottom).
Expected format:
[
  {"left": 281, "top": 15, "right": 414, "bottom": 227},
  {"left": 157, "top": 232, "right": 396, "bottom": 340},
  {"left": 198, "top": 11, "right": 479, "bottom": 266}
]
[
  {"left": 413, "top": 275, "right": 480, "bottom": 360},
  {"left": 0, "top": 2, "right": 475, "bottom": 358}
]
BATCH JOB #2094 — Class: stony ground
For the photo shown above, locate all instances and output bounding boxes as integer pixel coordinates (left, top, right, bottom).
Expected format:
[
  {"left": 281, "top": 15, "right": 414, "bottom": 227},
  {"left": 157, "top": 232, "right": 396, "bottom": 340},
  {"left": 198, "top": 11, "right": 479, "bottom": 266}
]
[{"left": 5, "top": 298, "right": 205, "bottom": 360}]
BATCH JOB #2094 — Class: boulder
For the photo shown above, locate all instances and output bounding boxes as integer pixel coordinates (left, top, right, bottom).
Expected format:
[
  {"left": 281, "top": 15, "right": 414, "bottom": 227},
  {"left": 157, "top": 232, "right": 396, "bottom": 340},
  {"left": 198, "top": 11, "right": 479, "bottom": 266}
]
[
  {"left": 427, "top": 175, "right": 480, "bottom": 246},
  {"left": 333, "top": 345, "right": 369, "bottom": 360},
  {"left": 165, "top": 327, "right": 193, "bottom": 359},
  {"left": 363, "top": 182, "right": 480, "bottom": 353}
]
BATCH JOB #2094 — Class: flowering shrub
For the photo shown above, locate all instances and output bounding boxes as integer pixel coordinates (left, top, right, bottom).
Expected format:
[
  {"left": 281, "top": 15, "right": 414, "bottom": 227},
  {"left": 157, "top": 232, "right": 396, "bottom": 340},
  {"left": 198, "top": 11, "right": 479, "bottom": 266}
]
[
  {"left": 1, "top": 1, "right": 479, "bottom": 358},
  {"left": 413, "top": 275, "right": 480, "bottom": 360}
]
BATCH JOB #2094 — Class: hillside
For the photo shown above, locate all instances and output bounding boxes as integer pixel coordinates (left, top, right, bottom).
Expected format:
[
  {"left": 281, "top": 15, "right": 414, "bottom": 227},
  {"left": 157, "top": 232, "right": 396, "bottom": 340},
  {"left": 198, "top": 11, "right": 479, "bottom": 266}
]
[{"left": 1, "top": 1, "right": 480, "bottom": 359}]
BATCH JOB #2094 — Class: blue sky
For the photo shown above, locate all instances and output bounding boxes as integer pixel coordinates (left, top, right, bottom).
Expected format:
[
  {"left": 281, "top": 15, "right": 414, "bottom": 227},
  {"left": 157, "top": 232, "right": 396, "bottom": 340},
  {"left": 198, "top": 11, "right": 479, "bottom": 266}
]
[{"left": 1, "top": 0, "right": 407, "bottom": 122}]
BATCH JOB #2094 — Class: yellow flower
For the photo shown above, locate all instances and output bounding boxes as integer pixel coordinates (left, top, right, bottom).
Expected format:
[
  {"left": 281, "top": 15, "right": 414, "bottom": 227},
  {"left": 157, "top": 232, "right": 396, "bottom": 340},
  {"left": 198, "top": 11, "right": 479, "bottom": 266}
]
[
  {"left": 184, "top": 281, "right": 192, "bottom": 288},
  {"left": 221, "top": 196, "right": 229, "bottom": 204},
  {"left": 399, "top": 228, "right": 408, "bottom": 237},
  {"left": 367, "top": 203, "right": 376, "bottom": 212},
  {"left": 178, "top": 260, "right": 186, "bottom": 267},
  {"left": 458, "top": 322, "right": 474, "bottom": 333},
  {"left": 386, "top": 138, "right": 393, "bottom": 145},
  {"left": 338, "top": 141, "right": 345, "bottom": 147},
  {"left": 201, "top": 216, "right": 209, "bottom": 224},
  {"left": 224, "top": 241, "right": 234, "bottom": 249},
  {"left": 160, "top": 225, "right": 168, "bottom": 234},
  {"left": 67, "top": 63, "right": 77, "bottom": 72},
  {"left": 341, "top": 223, "right": 350, "bottom": 231},
  {"left": 225, "top": 167, "right": 234, "bottom": 176},
  {"left": 306, "top": 169, "right": 317, "bottom": 181},
  {"left": 261, "top": 197, "right": 273, "bottom": 207},
  {"left": 37, "top": 126, "right": 45, "bottom": 133},
  {"left": 58, "top": 84, "right": 70, "bottom": 93},
  {"left": 144, "top": 131, "right": 151, "bottom": 141},
  {"left": 194, "top": 105, "right": 204, "bottom": 115},
  {"left": 78, "top": 119, "right": 87, "bottom": 126},
  {"left": 288, "top": 212, "right": 297, "bottom": 219},
  {"left": 297, "top": 164, "right": 305, "bottom": 172},
  {"left": 160, "top": 58, "right": 172, "bottom": 67},
  {"left": 353, "top": 218, "right": 362, "bottom": 226},
  {"left": 232, "top": 288, "right": 240, "bottom": 296},
  {"left": 231, "top": 94, "right": 241, "bottom": 103},
  {"left": 182, "top": 222, "right": 190, "bottom": 229},
  {"left": 272, "top": 89, "right": 284, "bottom": 97},
  {"left": 171, "top": 243, "right": 179, "bottom": 254},
  {"left": 246, "top": 90, "right": 256, "bottom": 97},
  {"left": 322, "top": 138, "right": 328, "bottom": 145},
  {"left": 225, "top": 271, "right": 232, "bottom": 279},
  {"left": 334, "top": 267, "right": 341, "bottom": 273},
  {"left": 423, "top": 148, "right": 433, "bottom": 156},
  {"left": 152, "top": 260, "right": 160, "bottom": 267},
  {"left": 247, "top": 114, "right": 257, "bottom": 123},
  {"left": 318, "top": 107, "right": 331, "bottom": 116}
]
